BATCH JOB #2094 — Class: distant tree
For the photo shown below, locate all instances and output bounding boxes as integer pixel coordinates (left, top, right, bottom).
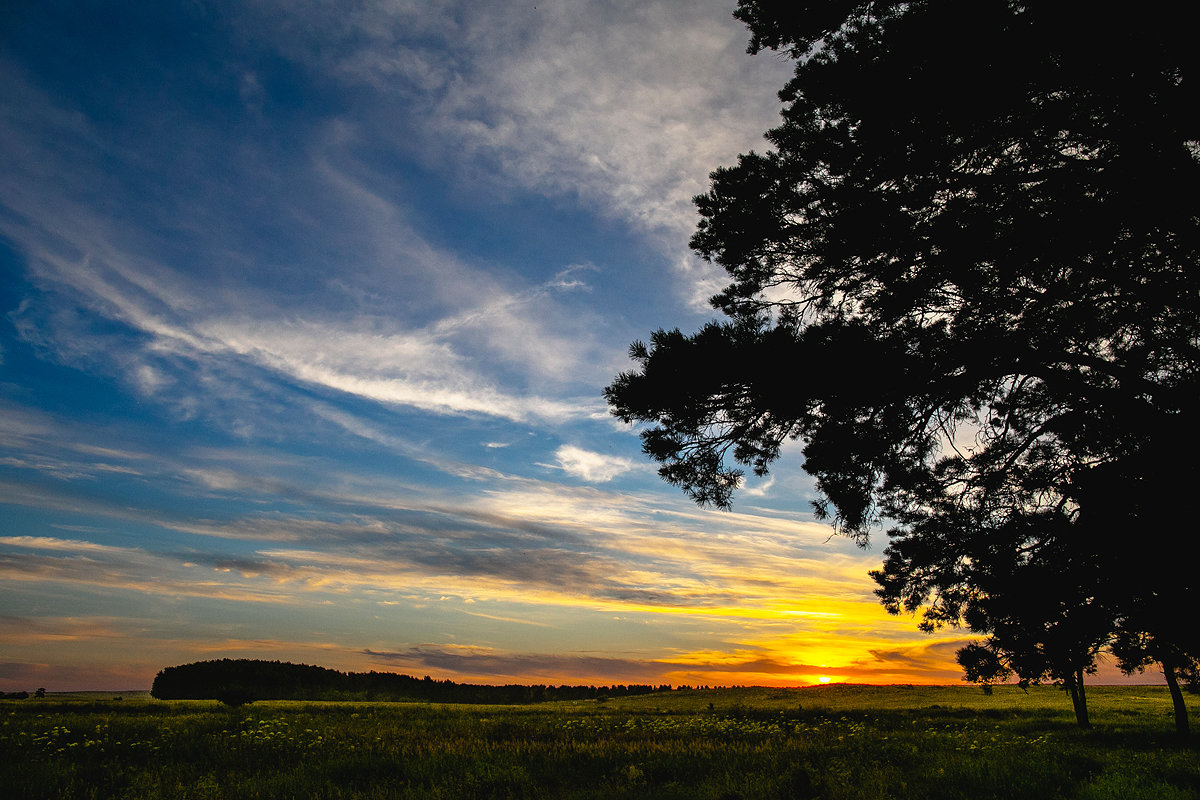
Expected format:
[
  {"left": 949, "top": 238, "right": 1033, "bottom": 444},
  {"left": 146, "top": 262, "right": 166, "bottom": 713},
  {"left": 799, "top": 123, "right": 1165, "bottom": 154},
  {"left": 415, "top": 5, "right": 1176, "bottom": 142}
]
[
  {"left": 151, "top": 659, "right": 669, "bottom": 704},
  {"left": 606, "top": 0, "right": 1199, "bottom": 730},
  {"left": 34, "top": 688, "right": 45, "bottom": 699}
]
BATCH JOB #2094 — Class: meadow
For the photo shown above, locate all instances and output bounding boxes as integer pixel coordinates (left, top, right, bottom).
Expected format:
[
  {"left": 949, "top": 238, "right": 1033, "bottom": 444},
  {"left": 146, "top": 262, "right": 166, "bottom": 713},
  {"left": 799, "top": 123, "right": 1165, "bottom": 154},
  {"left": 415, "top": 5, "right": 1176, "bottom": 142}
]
[{"left": 2, "top": 684, "right": 1197, "bottom": 799}]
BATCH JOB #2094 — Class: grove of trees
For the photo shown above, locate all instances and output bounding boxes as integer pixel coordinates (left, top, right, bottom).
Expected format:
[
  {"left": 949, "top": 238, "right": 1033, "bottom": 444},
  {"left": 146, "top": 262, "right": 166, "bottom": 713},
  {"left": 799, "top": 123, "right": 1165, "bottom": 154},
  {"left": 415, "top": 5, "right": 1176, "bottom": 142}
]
[
  {"left": 606, "top": 0, "right": 1198, "bottom": 732},
  {"left": 150, "top": 659, "right": 672, "bottom": 704}
]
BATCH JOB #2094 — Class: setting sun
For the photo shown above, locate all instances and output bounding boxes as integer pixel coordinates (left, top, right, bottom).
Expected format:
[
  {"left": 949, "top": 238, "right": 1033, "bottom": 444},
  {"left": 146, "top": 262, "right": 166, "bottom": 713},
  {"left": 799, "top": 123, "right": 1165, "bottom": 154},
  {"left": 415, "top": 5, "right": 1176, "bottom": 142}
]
[{"left": 818, "top": 676, "right": 832, "bottom": 684}]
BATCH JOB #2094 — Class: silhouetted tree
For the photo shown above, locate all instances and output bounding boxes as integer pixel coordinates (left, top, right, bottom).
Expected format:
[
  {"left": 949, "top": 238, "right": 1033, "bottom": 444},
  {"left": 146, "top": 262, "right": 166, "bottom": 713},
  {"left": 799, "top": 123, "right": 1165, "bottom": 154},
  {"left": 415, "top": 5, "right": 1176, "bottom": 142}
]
[
  {"left": 968, "top": 559, "right": 1110, "bottom": 728},
  {"left": 151, "top": 659, "right": 669, "bottom": 704},
  {"left": 606, "top": 0, "right": 1199, "bottom": 730},
  {"left": 1111, "top": 628, "right": 1197, "bottom": 736},
  {"left": 875, "top": 504, "right": 1110, "bottom": 725}
]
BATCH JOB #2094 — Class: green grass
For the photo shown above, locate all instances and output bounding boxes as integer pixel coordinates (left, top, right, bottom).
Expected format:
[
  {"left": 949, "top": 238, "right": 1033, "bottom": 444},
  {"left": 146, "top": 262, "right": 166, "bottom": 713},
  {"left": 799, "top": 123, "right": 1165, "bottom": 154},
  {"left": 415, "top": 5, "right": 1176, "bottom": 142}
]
[{"left": 2, "top": 685, "right": 1197, "bottom": 799}]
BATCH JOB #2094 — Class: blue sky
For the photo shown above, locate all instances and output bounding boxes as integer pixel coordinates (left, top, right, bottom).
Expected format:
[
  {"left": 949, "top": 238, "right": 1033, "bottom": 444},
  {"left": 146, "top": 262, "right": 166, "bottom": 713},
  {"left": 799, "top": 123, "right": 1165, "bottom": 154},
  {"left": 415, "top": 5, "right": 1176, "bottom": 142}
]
[{"left": 1, "top": 0, "right": 1138, "bottom": 691}]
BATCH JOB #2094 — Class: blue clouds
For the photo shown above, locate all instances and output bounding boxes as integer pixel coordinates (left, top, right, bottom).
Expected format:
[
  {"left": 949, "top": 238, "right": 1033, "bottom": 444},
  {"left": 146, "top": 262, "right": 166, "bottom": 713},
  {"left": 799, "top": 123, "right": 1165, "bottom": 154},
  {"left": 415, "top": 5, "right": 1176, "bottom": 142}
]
[{"left": 2, "top": 0, "right": 790, "bottom": 413}]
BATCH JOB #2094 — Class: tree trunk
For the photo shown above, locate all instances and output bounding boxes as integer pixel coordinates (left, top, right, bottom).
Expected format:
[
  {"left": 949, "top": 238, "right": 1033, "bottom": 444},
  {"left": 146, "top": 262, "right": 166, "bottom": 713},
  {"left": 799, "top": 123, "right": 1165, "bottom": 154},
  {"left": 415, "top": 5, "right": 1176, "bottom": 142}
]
[
  {"left": 1162, "top": 657, "right": 1191, "bottom": 737},
  {"left": 1064, "top": 669, "right": 1090, "bottom": 728}
]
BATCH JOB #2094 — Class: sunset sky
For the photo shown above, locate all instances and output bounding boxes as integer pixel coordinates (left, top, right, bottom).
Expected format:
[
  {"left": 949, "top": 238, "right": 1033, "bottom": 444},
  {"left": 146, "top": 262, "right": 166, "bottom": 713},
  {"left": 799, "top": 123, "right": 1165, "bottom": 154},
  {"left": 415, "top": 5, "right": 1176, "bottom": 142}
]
[{"left": 0, "top": 0, "right": 1146, "bottom": 691}]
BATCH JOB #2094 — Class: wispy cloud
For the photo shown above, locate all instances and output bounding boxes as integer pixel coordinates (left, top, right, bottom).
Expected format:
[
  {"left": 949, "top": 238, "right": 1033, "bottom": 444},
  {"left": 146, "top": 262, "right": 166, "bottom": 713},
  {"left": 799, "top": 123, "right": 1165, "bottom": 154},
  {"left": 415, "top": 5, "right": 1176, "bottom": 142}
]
[
  {"left": 5, "top": 209, "right": 602, "bottom": 428},
  {"left": 1, "top": 461, "right": 886, "bottom": 627},
  {"left": 857, "top": 640, "right": 974, "bottom": 680},
  {"left": 365, "top": 644, "right": 671, "bottom": 683},
  {"left": 1, "top": 76, "right": 609, "bottom": 432},
  {"left": 0, "top": 396, "right": 878, "bottom": 622},
  {"left": 360, "top": 636, "right": 971, "bottom": 686},
  {"left": 552, "top": 445, "right": 635, "bottom": 482},
  {"left": 249, "top": 0, "right": 791, "bottom": 308}
]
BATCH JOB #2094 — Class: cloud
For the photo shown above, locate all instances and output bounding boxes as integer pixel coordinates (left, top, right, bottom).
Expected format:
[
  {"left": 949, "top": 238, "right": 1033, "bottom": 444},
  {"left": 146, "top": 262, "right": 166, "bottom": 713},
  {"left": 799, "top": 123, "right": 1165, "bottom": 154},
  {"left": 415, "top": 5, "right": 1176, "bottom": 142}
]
[
  {"left": 201, "top": 313, "right": 597, "bottom": 423},
  {"left": 0, "top": 449, "right": 880, "bottom": 619},
  {"left": 0, "top": 0, "right": 792, "bottom": 445},
  {"left": 855, "top": 640, "right": 972, "bottom": 681},
  {"left": 358, "top": 640, "right": 969, "bottom": 687},
  {"left": 364, "top": 644, "right": 671, "bottom": 683},
  {"left": 439, "top": 3, "right": 783, "bottom": 232},
  {"left": 0, "top": 70, "right": 613, "bottom": 432},
  {"left": 553, "top": 445, "right": 635, "bottom": 482},
  {"left": 0, "top": 395, "right": 880, "bottom": 621},
  {"left": 251, "top": 0, "right": 791, "bottom": 308},
  {"left": 741, "top": 475, "right": 776, "bottom": 498},
  {"left": 3, "top": 205, "right": 602, "bottom": 428}
]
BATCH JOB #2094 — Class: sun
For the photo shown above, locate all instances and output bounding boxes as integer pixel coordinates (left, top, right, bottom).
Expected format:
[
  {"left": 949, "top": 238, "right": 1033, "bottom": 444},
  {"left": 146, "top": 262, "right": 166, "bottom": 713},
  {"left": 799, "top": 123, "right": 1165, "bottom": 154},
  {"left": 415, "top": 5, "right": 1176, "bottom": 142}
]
[{"left": 817, "top": 676, "right": 832, "bottom": 684}]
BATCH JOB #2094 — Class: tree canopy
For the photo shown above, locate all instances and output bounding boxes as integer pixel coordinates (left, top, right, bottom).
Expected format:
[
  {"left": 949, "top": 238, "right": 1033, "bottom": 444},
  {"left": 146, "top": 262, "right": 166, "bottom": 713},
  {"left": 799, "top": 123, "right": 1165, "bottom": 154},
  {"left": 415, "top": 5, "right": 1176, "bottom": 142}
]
[
  {"left": 150, "top": 659, "right": 672, "bottom": 704},
  {"left": 606, "top": 0, "right": 1199, "bottom": 731}
]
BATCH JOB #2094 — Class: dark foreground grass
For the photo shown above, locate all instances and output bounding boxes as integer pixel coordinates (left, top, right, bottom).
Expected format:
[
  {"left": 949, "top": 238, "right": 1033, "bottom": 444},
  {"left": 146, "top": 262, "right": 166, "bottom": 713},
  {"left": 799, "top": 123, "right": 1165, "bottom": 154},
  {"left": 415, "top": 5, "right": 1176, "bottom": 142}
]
[{"left": 2, "top": 685, "right": 1197, "bottom": 799}]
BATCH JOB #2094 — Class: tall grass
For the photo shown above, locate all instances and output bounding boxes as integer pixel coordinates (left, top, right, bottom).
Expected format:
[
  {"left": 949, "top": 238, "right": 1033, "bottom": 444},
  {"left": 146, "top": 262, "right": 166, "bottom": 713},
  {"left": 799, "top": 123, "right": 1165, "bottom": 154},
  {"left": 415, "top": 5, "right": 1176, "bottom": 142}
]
[{"left": 2, "top": 685, "right": 1196, "bottom": 799}]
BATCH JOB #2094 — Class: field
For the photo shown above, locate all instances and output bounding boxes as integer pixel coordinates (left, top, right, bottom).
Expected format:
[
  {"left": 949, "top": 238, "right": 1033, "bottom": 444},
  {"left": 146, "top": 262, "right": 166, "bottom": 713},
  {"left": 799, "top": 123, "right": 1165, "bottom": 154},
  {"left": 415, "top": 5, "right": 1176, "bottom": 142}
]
[{"left": 2, "top": 685, "right": 1197, "bottom": 799}]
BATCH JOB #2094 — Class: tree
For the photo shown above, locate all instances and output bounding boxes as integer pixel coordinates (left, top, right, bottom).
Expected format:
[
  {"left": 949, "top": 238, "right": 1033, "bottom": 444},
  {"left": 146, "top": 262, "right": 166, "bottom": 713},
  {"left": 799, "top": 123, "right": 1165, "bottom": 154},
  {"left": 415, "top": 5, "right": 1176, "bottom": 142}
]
[
  {"left": 872, "top": 502, "right": 1111, "bottom": 726},
  {"left": 964, "top": 551, "right": 1110, "bottom": 728},
  {"left": 606, "top": 0, "right": 1199, "bottom": 730},
  {"left": 1111, "top": 625, "right": 1198, "bottom": 736}
]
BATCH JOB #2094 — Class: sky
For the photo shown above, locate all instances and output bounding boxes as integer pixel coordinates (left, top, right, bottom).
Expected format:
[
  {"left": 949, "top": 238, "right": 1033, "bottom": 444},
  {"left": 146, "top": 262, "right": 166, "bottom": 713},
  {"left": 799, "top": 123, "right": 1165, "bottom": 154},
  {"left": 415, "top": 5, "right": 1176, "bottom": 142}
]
[{"left": 0, "top": 0, "right": 1150, "bottom": 692}]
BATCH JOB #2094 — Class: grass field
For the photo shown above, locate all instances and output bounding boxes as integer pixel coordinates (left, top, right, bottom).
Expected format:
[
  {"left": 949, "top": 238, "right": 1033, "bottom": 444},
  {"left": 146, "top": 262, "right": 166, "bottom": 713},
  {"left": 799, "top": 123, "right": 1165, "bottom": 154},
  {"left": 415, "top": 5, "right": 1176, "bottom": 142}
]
[{"left": 2, "top": 685, "right": 1197, "bottom": 799}]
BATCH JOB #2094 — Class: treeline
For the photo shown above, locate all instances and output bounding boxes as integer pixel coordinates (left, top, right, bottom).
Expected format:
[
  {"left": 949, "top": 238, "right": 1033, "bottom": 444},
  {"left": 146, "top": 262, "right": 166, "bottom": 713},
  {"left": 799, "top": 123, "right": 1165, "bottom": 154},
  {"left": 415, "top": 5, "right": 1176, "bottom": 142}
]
[{"left": 151, "top": 659, "right": 674, "bottom": 704}]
